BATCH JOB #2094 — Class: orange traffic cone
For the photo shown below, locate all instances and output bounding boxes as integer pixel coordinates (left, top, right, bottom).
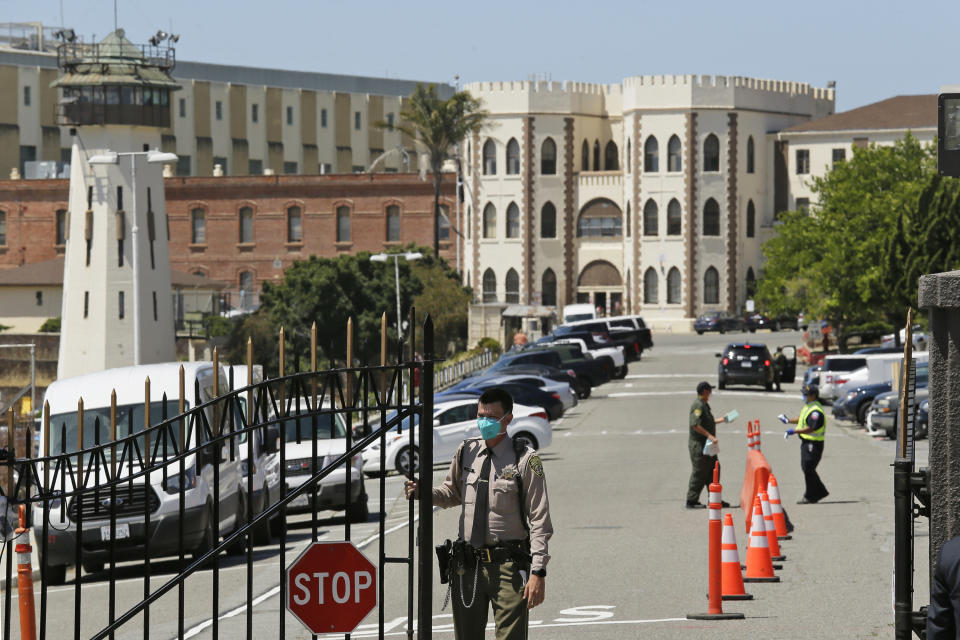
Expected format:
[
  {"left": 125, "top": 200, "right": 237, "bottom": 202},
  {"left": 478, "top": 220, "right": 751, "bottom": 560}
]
[
  {"left": 767, "top": 474, "right": 791, "bottom": 539},
  {"left": 743, "top": 495, "right": 779, "bottom": 582},
  {"left": 760, "top": 492, "right": 785, "bottom": 561},
  {"left": 720, "top": 513, "right": 753, "bottom": 600},
  {"left": 754, "top": 420, "right": 762, "bottom": 451},
  {"left": 746, "top": 420, "right": 755, "bottom": 450}
]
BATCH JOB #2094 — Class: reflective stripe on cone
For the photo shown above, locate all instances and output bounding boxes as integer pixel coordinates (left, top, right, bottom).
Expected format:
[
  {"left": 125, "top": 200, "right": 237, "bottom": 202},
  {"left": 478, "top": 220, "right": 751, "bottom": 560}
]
[
  {"left": 743, "top": 495, "right": 780, "bottom": 582},
  {"left": 767, "top": 474, "right": 791, "bottom": 539},
  {"left": 760, "top": 491, "right": 785, "bottom": 560}
]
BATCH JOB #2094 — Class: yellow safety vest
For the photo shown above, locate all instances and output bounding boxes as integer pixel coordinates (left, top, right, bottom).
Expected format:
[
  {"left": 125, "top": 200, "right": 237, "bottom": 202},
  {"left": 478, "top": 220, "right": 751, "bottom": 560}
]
[{"left": 798, "top": 401, "right": 826, "bottom": 441}]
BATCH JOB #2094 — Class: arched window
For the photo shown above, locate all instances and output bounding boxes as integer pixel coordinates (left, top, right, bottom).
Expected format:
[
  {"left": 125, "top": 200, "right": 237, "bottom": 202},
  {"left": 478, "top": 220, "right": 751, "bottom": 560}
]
[
  {"left": 191, "top": 208, "right": 206, "bottom": 244},
  {"left": 56, "top": 208, "right": 68, "bottom": 245},
  {"left": 667, "top": 267, "right": 682, "bottom": 304},
  {"left": 746, "top": 200, "right": 755, "bottom": 238},
  {"left": 467, "top": 206, "right": 471, "bottom": 238},
  {"left": 626, "top": 139, "right": 631, "bottom": 173},
  {"left": 668, "top": 135, "right": 682, "bottom": 172},
  {"left": 506, "top": 202, "right": 520, "bottom": 238},
  {"left": 506, "top": 138, "right": 520, "bottom": 175},
  {"left": 643, "top": 199, "right": 659, "bottom": 236},
  {"left": 702, "top": 198, "right": 720, "bottom": 236},
  {"left": 541, "top": 269, "right": 557, "bottom": 306},
  {"left": 704, "top": 267, "right": 720, "bottom": 304},
  {"left": 483, "top": 139, "right": 496, "bottom": 175},
  {"left": 746, "top": 136, "right": 755, "bottom": 174},
  {"left": 541, "top": 138, "right": 557, "bottom": 175},
  {"left": 577, "top": 199, "right": 622, "bottom": 238},
  {"left": 703, "top": 134, "right": 720, "bottom": 172},
  {"left": 604, "top": 141, "right": 619, "bottom": 170},
  {"left": 336, "top": 205, "right": 350, "bottom": 242},
  {"left": 239, "top": 206, "right": 254, "bottom": 243},
  {"left": 746, "top": 267, "right": 757, "bottom": 298},
  {"left": 593, "top": 140, "right": 600, "bottom": 171},
  {"left": 0, "top": 210, "right": 6, "bottom": 246},
  {"left": 483, "top": 203, "right": 497, "bottom": 238},
  {"left": 540, "top": 202, "right": 556, "bottom": 238},
  {"left": 625, "top": 202, "right": 631, "bottom": 237},
  {"left": 482, "top": 268, "right": 497, "bottom": 302},
  {"left": 386, "top": 204, "right": 400, "bottom": 241},
  {"left": 644, "top": 137, "right": 659, "bottom": 172},
  {"left": 505, "top": 268, "right": 520, "bottom": 303},
  {"left": 581, "top": 140, "right": 590, "bottom": 171},
  {"left": 643, "top": 267, "right": 658, "bottom": 304},
  {"left": 239, "top": 271, "right": 255, "bottom": 310},
  {"left": 286, "top": 205, "right": 301, "bottom": 242},
  {"left": 438, "top": 204, "right": 451, "bottom": 240},
  {"left": 667, "top": 199, "right": 682, "bottom": 236}
]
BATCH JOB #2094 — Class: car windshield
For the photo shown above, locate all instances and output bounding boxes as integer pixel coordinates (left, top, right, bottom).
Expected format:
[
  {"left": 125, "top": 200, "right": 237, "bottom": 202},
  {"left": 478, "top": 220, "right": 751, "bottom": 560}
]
[
  {"left": 50, "top": 399, "right": 188, "bottom": 457},
  {"left": 700, "top": 312, "right": 721, "bottom": 319},
  {"left": 276, "top": 411, "right": 346, "bottom": 442}
]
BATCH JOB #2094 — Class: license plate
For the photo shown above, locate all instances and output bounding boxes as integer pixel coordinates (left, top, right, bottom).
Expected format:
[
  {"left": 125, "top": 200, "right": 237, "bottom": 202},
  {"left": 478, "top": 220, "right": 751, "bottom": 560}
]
[
  {"left": 741, "top": 361, "right": 752, "bottom": 368},
  {"left": 101, "top": 523, "right": 130, "bottom": 541}
]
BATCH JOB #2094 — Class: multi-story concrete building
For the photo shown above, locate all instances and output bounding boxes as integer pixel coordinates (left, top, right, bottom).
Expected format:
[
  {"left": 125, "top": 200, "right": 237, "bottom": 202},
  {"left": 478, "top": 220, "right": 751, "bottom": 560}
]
[
  {"left": 0, "top": 22, "right": 451, "bottom": 180},
  {"left": 461, "top": 75, "right": 835, "bottom": 325}
]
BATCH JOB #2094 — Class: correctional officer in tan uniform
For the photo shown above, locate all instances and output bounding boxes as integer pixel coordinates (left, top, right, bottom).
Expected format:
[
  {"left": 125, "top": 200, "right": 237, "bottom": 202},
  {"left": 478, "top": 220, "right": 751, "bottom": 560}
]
[{"left": 405, "top": 387, "right": 553, "bottom": 640}]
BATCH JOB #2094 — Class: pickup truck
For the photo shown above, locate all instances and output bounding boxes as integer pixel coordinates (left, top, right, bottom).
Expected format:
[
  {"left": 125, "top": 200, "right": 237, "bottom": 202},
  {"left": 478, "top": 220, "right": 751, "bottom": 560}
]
[
  {"left": 539, "top": 333, "right": 627, "bottom": 378},
  {"left": 555, "top": 317, "right": 652, "bottom": 360},
  {"left": 487, "top": 346, "right": 611, "bottom": 395}
]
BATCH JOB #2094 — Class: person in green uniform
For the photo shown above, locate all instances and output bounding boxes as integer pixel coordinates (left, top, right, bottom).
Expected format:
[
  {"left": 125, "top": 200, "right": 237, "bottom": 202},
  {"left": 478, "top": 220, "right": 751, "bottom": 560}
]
[{"left": 686, "top": 381, "right": 731, "bottom": 509}]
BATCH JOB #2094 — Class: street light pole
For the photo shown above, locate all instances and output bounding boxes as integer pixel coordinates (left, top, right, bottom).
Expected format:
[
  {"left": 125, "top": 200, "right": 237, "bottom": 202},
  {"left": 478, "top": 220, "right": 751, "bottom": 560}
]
[{"left": 370, "top": 251, "right": 423, "bottom": 343}]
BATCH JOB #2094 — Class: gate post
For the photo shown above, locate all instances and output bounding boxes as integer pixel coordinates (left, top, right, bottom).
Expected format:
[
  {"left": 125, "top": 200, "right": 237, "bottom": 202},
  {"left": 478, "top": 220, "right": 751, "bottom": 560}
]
[{"left": 418, "top": 315, "right": 435, "bottom": 640}]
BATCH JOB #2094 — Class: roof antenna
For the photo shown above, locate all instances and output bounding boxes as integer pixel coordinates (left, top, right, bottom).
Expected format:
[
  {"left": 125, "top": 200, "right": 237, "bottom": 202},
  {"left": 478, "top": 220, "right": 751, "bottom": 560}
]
[{"left": 114, "top": 0, "right": 118, "bottom": 33}]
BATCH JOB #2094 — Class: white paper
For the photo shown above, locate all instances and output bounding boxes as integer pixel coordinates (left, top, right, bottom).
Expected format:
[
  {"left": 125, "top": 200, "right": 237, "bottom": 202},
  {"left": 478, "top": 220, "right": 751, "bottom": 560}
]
[
  {"left": 725, "top": 410, "right": 739, "bottom": 423},
  {"left": 703, "top": 440, "right": 719, "bottom": 456}
]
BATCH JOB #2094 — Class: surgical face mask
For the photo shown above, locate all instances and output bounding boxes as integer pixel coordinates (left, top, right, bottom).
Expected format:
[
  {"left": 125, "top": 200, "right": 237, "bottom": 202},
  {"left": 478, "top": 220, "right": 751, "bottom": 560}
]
[{"left": 477, "top": 416, "right": 503, "bottom": 440}]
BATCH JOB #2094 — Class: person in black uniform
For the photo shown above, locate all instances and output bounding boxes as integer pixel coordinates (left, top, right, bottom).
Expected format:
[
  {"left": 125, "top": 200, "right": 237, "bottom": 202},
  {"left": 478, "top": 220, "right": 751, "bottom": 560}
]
[
  {"left": 928, "top": 535, "right": 960, "bottom": 638},
  {"left": 780, "top": 384, "right": 829, "bottom": 503}
]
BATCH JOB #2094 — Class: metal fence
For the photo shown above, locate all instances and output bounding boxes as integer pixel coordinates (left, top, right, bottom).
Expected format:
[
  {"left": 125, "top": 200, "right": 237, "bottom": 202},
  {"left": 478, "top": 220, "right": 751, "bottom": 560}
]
[
  {"left": 433, "top": 349, "right": 493, "bottom": 391},
  {"left": 0, "top": 311, "right": 437, "bottom": 639}
]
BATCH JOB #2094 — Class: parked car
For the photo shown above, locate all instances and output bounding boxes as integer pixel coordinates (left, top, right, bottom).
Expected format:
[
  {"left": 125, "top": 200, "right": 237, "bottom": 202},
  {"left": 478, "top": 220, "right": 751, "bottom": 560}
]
[
  {"left": 716, "top": 343, "right": 776, "bottom": 390},
  {"left": 853, "top": 347, "right": 902, "bottom": 355},
  {"left": 695, "top": 311, "right": 746, "bottom": 335},
  {"left": 865, "top": 366, "right": 929, "bottom": 438},
  {"left": 917, "top": 398, "right": 929, "bottom": 440},
  {"left": 474, "top": 364, "right": 586, "bottom": 399},
  {"left": 802, "top": 365, "right": 822, "bottom": 391},
  {"left": 540, "top": 333, "right": 627, "bottom": 378},
  {"left": 818, "top": 355, "right": 868, "bottom": 403},
  {"left": 438, "top": 382, "right": 565, "bottom": 421},
  {"left": 448, "top": 373, "right": 577, "bottom": 411},
  {"left": 744, "top": 314, "right": 772, "bottom": 332},
  {"left": 556, "top": 318, "right": 650, "bottom": 360},
  {"left": 562, "top": 303, "right": 596, "bottom": 323},
  {"left": 881, "top": 327, "right": 929, "bottom": 351},
  {"left": 831, "top": 381, "right": 891, "bottom": 425},
  {"left": 361, "top": 399, "right": 552, "bottom": 476},
  {"left": 488, "top": 348, "right": 609, "bottom": 395}
]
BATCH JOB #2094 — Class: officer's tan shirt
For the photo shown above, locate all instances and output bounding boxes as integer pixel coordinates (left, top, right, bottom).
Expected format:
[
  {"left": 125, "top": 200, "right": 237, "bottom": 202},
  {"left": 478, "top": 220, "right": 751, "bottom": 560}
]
[{"left": 433, "top": 436, "right": 553, "bottom": 572}]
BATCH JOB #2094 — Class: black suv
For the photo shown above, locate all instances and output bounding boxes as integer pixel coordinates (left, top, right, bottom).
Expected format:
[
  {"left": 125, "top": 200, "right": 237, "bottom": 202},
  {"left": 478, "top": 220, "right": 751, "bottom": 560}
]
[{"left": 716, "top": 343, "right": 776, "bottom": 390}]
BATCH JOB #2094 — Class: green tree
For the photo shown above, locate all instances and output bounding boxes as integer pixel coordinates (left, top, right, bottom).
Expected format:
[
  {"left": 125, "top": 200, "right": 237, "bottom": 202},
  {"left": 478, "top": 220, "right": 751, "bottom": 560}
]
[
  {"left": 409, "top": 249, "right": 472, "bottom": 356},
  {"left": 380, "top": 84, "right": 488, "bottom": 257}
]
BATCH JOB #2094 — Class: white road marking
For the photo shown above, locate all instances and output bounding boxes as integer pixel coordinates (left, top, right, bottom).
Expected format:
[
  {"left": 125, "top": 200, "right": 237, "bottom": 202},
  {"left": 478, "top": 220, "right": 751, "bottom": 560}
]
[
  {"left": 625, "top": 374, "right": 715, "bottom": 379},
  {"left": 605, "top": 390, "right": 802, "bottom": 400},
  {"left": 326, "top": 615, "right": 689, "bottom": 637}
]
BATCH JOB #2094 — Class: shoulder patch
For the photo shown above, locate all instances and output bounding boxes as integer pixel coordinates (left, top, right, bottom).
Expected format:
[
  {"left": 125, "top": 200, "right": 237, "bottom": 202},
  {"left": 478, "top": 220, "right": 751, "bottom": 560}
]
[
  {"left": 694, "top": 409, "right": 702, "bottom": 417},
  {"left": 809, "top": 411, "right": 821, "bottom": 421},
  {"left": 529, "top": 455, "right": 544, "bottom": 478}
]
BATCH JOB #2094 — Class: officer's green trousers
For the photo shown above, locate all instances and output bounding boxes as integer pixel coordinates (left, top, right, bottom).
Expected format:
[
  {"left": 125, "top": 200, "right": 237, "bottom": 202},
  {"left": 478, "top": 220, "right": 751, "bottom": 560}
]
[
  {"left": 687, "top": 439, "right": 718, "bottom": 504},
  {"left": 451, "top": 558, "right": 528, "bottom": 640}
]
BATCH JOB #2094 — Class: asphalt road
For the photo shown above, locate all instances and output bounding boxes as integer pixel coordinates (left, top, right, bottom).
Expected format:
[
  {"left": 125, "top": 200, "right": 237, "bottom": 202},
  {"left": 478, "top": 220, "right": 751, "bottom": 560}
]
[{"left": 4, "top": 329, "right": 930, "bottom": 638}]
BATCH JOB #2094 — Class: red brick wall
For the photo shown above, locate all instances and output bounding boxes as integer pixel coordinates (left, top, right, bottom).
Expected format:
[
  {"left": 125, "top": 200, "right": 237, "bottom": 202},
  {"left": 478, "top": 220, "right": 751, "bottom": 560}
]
[{"left": 0, "top": 173, "right": 457, "bottom": 292}]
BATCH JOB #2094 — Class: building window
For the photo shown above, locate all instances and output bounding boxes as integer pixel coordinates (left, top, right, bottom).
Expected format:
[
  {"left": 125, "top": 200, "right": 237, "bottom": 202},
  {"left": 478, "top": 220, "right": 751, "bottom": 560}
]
[
  {"left": 467, "top": 206, "right": 471, "bottom": 238},
  {"left": 55, "top": 209, "right": 68, "bottom": 245},
  {"left": 746, "top": 200, "right": 755, "bottom": 238},
  {"left": 248, "top": 159, "right": 263, "bottom": 175},
  {"left": 541, "top": 138, "right": 556, "bottom": 175},
  {"left": 19, "top": 145, "right": 36, "bottom": 177},
  {"left": 483, "top": 139, "right": 496, "bottom": 175},
  {"left": 832, "top": 148, "right": 846, "bottom": 163},
  {"left": 177, "top": 155, "right": 191, "bottom": 176},
  {"left": 191, "top": 208, "right": 206, "bottom": 243},
  {"left": 386, "top": 113, "right": 394, "bottom": 130},
  {"left": 643, "top": 267, "right": 658, "bottom": 304},
  {"left": 703, "top": 134, "right": 720, "bottom": 172},
  {"left": 0, "top": 210, "right": 5, "bottom": 245},
  {"left": 536, "top": 269, "right": 556, "bottom": 306},
  {"left": 577, "top": 199, "right": 622, "bottom": 238},
  {"left": 438, "top": 204, "right": 451, "bottom": 240},
  {"left": 506, "top": 203, "right": 520, "bottom": 238},
  {"left": 667, "top": 199, "right": 682, "bottom": 236},
  {"left": 179, "top": 98, "right": 186, "bottom": 118},
  {"left": 644, "top": 137, "right": 659, "bottom": 173},
  {"left": 286, "top": 105, "right": 294, "bottom": 126},
  {"left": 581, "top": 140, "right": 590, "bottom": 172},
  {"left": 702, "top": 198, "right": 720, "bottom": 236},
  {"left": 505, "top": 269, "right": 520, "bottom": 304},
  {"left": 215, "top": 101, "right": 222, "bottom": 120},
  {"left": 83, "top": 291, "right": 89, "bottom": 318},
  {"left": 483, "top": 203, "right": 496, "bottom": 238},
  {"left": 321, "top": 108, "right": 328, "bottom": 128},
  {"left": 239, "top": 271, "right": 255, "bottom": 310},
  {"left": 382, "top": 204, "right": 399, "bottom": 241},
  {"left": 667, "top": 268, "right": 681, "bottom": 304},
  {"left": 23, "top": 86, "right": 31, "bottom": 106},
  {"left": 35, "top": 290, "right": 42, "bottom": 306},
  {"left": 239, "top": 206, "right": 254, "bottom": 243},
  {"left": 354, "top": 111, "right": 361, "bottom": 130},
  {"left": 704, "top": 267, "right": 720, "bottom": 304},
  {"left": 506, "top": 138, "right": 520, "bottom": 175},
  {"left": 796, "top": 149, "right": 810, "bottom": 174},
  {"left": 319, "top": 162, "right": 332, "bottom": 174},
  {"left": 593, "top": 140, "right": 600, "bottom": 171},
  {"left": 626, "top": 138, "right": 631, "bottom": 173},
  {"left": 283, "top": 161, "right": 298, "bottom": 175},
  {"left": 118, "top": 291, "right": 125, "bottom": 319},
  {"left": 643, "top": 199, "right": 659, "bottom": 236},
  {"left": 746, "top": 267, "right": 757, "bottom": 298},
  {"left": 746, "top": 136, "right": 755, "bottom": 174},
  {"left": 336, "top": 205, "right": 351, "bottom": 242},
  {"left": 152, "top": 291, "right": 158, "bottom": 321},
  {"left": 604, "top": 141, "right": 619, "bottom": 171},
  {"left": 796, "top": 197, "right": 810, "bottom": 214},
  {"left": 482, "top": 268, "right": 497, "bottom": 303},
  {"left": 667, "top": 135, "right": 682, "bottom": 172},
  {"left": 540, "top": 202, "right": 556, "bottom": 238},
  {"left": 626, "top": 201, "right": 631, "bottom": 236},
  {"left": 287, "top": 206, "right": 302, "bottom": 242},
  {"left": 251, "top": 104, "right": 259, "bottom": 123}
]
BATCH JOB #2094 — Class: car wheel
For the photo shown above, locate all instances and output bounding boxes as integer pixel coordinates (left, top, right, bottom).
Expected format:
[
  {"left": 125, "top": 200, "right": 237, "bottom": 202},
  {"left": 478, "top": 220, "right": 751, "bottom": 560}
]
[
  {"left": 81, "top": 559, "right": 104, "bottom": 574},
  {"left": 269, "top": 507, "right": 284, "bottom": 539},
  {"left": 396, "top": 446, "right": 420, "bottom": 477},
  {"left": 696, "top": 330, "right": 704, "bottom": 335},
  {"left": 227, "top": 492, "right": 247, "bottom": 555},
  {"left": 346, "top": 485, "right": 369, "bottom": 523},
  {"left": 719, "top": 327, "right": 726, "bottom": 334},
  {"left": 614, "top": 366, "right": 628, "bottom": 379},
  {"left": 42, "top": 562, "right": 67, "bottom": 586},
  {"left": 192, "top": 503, "right": 216, "bottom": 563},
  {"left": 749, "top": 328, "right": 756, "bottom": 333},
  {"left": 765, "top": 380, "right": 773, "bottom": 392},
  {"left": 253, "top": 484, "right": 272, "bottom": 545},
  {"left": 513, "top": 431, "right": 539, "bottom": 450},
  {"left": 577, "top": 377, "right": 592, "bottom": 399},
  {"left": 774, "top": 321, "right": 782, "bottom": 332},
  {"left": 856, "top": 401, "right": 871, "bottom": 426},
  {"left": 718, "top": 379, "right": 726, "bottom": 390}
]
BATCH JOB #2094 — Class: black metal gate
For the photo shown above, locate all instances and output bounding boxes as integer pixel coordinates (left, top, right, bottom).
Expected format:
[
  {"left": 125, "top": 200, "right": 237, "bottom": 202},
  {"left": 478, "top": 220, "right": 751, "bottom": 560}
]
[{"left": 0, "top": 313, "right": 436, "bottom": 639}]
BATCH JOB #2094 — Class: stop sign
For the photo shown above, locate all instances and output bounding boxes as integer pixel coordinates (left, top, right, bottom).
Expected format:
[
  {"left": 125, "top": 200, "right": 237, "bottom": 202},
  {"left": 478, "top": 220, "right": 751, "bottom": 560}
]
[{"left": 286, "top": 541, "right": 378, "bottom": 634}]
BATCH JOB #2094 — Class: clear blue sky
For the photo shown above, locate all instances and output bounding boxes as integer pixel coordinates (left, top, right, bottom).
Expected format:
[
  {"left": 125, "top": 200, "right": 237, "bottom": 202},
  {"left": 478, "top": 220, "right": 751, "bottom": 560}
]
[{"left": 4, "top": 0, "right": 957, "bottom": 111}]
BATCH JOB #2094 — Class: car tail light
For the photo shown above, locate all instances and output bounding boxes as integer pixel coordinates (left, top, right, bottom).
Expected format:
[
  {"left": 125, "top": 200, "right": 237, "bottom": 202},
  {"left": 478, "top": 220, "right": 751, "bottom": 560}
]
[
  {"left": 532, "top": 411, "right": 548, "bottom": 420},
  {"left": 567, "top": 369, "right": 576, "bottom": 378},
  {"left": 836, "top": 378, "right": 848, "bottom": 385},
  {"left": 551, "top": 393, "right": 561, "bottom": 400},
  {"left": 722, "top": 358, "right": 729, "bottom": 366},
  {"left": 744, "top": 345, "right": 751, "bottom": 349},
  {"left": 764, "top": 360, "right": 771, "bottom": 367},
  {"left": 634, "top": 342, "right": 640, "bottom": 353}
]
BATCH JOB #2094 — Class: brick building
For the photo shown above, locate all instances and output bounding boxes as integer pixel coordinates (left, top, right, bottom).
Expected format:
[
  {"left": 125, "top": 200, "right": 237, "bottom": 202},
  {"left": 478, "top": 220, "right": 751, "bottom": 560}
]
[{"left": 0, "top": 172, "right": 457, "bottom": 310}]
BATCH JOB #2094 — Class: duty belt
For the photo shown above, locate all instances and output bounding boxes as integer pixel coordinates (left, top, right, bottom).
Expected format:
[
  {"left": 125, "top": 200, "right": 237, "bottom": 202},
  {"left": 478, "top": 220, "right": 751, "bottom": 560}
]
[{"left": 471, "top": 542, "right": 527, "bottom": 564}]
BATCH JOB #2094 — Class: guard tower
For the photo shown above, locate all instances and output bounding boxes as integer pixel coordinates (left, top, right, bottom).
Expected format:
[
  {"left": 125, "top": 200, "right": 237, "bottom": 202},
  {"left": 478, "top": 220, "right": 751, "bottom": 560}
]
[{"left": 55, "top": 29, "right": 181, "bottom": 379}]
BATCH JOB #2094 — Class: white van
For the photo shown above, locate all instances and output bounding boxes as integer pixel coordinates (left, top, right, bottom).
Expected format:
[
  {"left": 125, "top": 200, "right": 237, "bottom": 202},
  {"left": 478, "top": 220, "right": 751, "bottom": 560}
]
[
  {"left": 818, "top": 355, "right": 868, "bottom": 402},
  {"left": 38, "top": 362, "right": 244, "bottom": 584},
  {"left": 562, "top": 304, "right": 596, "bottom": 324}
]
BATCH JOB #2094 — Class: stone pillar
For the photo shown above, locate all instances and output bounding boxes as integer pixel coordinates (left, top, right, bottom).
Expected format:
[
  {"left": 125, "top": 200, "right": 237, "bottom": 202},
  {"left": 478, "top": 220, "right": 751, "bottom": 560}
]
[{"left": 919, "top": 270, "right": 960, "bottom": 576}]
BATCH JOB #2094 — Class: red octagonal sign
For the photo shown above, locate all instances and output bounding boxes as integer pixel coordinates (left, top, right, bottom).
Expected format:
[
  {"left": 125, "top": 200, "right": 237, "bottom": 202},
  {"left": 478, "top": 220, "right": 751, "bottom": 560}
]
[{"left": 286, "top": 541, "right": 378, "bottom": 634}]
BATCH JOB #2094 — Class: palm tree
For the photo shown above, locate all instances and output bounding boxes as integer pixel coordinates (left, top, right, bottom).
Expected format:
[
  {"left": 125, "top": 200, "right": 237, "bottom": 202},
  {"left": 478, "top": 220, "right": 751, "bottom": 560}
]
[{"left": 378, "top": 84, "right": 488, "bottom": 259}]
